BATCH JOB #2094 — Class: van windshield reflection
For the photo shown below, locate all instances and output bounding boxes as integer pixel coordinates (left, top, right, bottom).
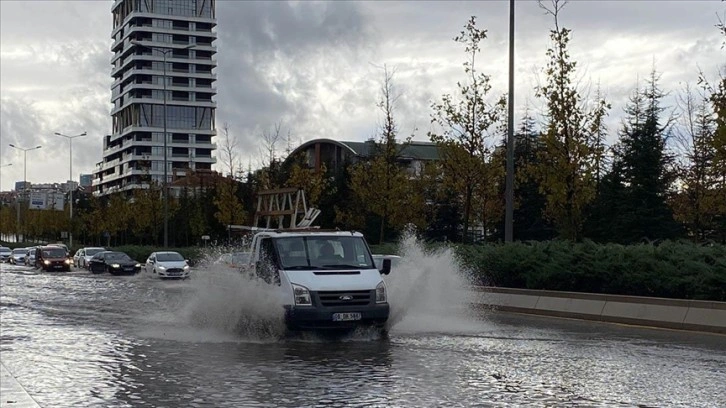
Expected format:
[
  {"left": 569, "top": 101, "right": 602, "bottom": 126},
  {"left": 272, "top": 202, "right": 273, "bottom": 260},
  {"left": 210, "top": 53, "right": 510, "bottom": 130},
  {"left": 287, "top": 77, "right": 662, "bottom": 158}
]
[{"left": 273, "top": 236, "right": 375, "bottom": 270}]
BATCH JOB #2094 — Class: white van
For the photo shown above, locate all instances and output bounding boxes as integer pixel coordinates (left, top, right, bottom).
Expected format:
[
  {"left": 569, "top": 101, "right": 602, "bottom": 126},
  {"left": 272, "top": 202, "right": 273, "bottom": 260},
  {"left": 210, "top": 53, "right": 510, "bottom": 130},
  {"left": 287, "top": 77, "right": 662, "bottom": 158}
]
[{"left": 245, "top": 230, "right": 391, "bottom": 331}]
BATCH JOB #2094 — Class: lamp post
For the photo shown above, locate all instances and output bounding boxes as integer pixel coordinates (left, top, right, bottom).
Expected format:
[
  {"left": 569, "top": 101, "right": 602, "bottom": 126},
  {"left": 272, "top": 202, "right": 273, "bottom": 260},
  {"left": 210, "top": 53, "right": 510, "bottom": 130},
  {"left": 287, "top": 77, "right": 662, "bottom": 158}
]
[
  {"left": 504, "top": 0, "right": 516, "bottom": 243},
  {"left": 8, "top": 144, "right": 42, "bottom": 242},
  {"left": 131, "top": 40, "right": 197, "bottom": 247},
  {"left": 55, "top": 131, "right": 87, "bottom": 249}
]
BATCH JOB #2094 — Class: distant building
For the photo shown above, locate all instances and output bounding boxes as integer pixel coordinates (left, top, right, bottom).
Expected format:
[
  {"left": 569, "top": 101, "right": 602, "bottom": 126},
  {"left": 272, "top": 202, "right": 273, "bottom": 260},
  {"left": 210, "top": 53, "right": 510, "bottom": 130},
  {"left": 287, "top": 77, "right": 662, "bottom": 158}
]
[
  {"left": 64, "top": 181, "right": 79, "bottom": 193},
  {"left": 285, "top": 138, "right": 441, "bottom": 176},
  {"left": 94, "top": 0, "right": 218, "bottom": 196},
  {"left": 79, "top": 174, "right": 93, "bottom": 188},
  {"left": 14, "top": 181, "right": 30, "bottom": 192}
]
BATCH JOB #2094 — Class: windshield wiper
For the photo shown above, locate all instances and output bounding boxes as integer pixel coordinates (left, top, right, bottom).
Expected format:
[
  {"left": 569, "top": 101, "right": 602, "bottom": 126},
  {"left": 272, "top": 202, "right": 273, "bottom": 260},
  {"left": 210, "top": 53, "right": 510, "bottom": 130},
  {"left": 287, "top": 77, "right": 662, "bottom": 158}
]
[{"left": 284, "top": 265, "right": 314, "bottom": 270}]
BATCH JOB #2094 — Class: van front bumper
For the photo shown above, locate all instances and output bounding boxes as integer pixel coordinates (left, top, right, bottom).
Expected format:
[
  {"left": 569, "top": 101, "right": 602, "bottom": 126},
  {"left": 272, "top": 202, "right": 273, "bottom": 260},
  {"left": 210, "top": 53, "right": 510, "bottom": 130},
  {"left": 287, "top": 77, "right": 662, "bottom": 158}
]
[{"left": 284, "top": 303, "right": 390, "bottom": 330}]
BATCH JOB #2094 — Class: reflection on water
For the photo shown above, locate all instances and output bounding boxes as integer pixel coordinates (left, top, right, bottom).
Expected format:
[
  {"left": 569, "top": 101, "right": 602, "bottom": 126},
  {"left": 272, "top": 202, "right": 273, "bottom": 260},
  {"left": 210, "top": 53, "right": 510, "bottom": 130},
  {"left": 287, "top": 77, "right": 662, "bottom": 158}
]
[{"left": 1, "top": 242, "right": 725, "bottom": 407}]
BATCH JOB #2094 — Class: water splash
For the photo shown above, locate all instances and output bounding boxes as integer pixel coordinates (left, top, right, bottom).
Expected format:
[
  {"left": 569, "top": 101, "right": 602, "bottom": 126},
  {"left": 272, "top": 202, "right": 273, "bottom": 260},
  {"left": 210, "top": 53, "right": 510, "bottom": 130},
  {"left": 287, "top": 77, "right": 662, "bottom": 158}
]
[
  {"left": 384, "top": 231, "right": 478, "bottom": 334},
  {"left": 155, "top": 231, "right": 477, "bottom": 342},
  {"left": 180, "top": 251, "right": 287, "bottom": 342}
]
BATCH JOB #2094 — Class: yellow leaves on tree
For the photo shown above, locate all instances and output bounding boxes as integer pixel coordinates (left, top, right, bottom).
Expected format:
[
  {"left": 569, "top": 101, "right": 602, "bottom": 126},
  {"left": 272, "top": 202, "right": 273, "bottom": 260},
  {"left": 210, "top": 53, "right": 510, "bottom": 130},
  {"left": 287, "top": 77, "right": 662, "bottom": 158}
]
[{"left": 213, "top": 177, "right": 245, "bottom": 228}]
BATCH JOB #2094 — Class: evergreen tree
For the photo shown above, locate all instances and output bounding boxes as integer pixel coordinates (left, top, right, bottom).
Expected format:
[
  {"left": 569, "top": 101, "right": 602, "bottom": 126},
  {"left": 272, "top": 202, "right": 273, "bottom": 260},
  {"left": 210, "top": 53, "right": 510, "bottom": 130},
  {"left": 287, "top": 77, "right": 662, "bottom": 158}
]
[
  {"left": 513, "top": 113, "right": 553, "bottom": 240},
  {"left": 598, "top": 71, "right": 684, "bottom": 243}
]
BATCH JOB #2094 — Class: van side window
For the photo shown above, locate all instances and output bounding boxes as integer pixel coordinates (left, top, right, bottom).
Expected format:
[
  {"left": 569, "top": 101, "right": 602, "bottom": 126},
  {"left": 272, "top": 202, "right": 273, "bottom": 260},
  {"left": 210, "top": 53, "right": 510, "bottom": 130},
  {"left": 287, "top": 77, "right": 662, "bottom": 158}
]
[{"left": 258, "top": 238, "right": 281, "bottom": 285}]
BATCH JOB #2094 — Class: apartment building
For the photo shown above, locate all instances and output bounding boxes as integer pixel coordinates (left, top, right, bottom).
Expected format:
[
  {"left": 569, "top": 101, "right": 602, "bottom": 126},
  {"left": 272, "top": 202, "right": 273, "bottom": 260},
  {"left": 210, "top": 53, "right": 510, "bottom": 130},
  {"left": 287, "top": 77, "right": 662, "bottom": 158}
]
[{"left": 94, "top": 0, "right": 217, "bottom": 195}]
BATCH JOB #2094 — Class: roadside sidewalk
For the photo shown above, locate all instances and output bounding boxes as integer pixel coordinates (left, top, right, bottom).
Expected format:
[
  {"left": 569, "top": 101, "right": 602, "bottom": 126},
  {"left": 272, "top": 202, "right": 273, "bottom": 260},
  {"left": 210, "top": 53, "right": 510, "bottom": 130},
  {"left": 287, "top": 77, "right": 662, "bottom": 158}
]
[{"left": 1, "top": 361, "right": 40, "bottom": 408}]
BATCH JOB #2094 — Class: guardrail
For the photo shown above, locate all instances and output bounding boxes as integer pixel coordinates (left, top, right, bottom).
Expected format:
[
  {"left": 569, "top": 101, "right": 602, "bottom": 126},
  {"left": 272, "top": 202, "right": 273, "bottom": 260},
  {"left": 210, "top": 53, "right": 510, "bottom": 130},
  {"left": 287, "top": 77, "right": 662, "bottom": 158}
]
[{"left": 473, "top": 286, "right": 726, "bottom": 334}]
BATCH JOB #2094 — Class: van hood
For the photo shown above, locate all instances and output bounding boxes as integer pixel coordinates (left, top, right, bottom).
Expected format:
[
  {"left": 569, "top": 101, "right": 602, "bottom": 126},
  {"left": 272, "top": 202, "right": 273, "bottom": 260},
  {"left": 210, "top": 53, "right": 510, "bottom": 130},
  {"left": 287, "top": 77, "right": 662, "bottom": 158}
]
[{"left": 284, "top": 268, "right": 383, "bottom": 291}]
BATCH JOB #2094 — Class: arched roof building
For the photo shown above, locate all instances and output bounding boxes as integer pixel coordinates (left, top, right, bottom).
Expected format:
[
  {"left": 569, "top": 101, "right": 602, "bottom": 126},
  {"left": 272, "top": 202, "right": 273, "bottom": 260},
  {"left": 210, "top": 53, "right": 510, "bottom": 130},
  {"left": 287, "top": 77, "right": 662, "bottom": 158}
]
[{"left": 286, "top": 138, "right": 440, "bottom": 174}]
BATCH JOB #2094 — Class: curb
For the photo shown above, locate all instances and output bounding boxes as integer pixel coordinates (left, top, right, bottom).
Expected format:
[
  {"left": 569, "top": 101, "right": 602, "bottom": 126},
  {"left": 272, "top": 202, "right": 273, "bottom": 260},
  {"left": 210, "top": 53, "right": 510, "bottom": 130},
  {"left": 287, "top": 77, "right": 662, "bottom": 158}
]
[
  {"left": 0, "top": 361, "right": 40, "bottom": 408},
  {"left": 473, "top": 286, "right": 726, "bottom": 334}
]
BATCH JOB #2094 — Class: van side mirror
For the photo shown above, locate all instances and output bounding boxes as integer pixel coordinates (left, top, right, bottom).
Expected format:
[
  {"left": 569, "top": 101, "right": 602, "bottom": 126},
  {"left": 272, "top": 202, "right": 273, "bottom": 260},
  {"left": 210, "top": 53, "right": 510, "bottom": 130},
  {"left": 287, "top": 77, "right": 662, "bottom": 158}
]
[{"left": 381, "top": 258, "right": 392, "bottom": 275}]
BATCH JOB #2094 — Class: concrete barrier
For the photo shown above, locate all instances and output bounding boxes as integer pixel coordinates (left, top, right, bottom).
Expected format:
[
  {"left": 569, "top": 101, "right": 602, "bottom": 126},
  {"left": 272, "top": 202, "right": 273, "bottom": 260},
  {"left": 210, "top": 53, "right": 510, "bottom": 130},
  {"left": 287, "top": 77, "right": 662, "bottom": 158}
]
[{"left": 474, "top": 286, "right": 726, "bottom": 334}]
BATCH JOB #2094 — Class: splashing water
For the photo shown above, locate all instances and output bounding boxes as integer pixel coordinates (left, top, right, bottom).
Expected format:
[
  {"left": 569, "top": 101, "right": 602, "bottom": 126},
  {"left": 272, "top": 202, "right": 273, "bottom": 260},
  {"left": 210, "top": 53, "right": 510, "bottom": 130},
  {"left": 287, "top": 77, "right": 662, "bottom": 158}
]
[
  {"left": 158, "top": 231, "right": 478, "bottom": 342},
  {"left": 180, "top": 254, "right": 287, "bottom": 342},
  {"left": 384, "top": 231, "right": 478, "bottom": 334}
]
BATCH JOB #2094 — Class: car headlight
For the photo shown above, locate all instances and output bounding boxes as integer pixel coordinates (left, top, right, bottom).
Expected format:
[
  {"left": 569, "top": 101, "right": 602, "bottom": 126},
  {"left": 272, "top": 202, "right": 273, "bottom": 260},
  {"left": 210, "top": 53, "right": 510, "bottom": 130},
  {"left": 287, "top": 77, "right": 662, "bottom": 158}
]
[
  {"left": 158, "top": 265, "right": 166, "bottom": 270},
  {"left": 111, "top": 263, "right": 120, "bottom": 268},
  {"left": 64, "top": 259, "right": 71, "bottom": 264},
  {"left": 376, "top": 281, "right": 387, "bottom": 303},
  {"left": 135, "top": 263, "right": 141, "bottom": 268},
  {"left": 292, "top": 284, "right": 312, "bottom": 306},
  {"left": 183, "top": 265, "right": 190, "bottom": 270},
  {"left": 44, "top": 260, "right": 51, "bottom": 265}
]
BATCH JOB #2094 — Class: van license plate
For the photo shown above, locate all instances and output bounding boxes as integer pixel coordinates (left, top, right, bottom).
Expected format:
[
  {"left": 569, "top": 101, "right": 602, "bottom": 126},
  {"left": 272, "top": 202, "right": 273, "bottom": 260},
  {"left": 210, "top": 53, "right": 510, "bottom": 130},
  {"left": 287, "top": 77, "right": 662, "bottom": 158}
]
[{"left": 332, "top": 312, "right": 361, "bottom": 322}]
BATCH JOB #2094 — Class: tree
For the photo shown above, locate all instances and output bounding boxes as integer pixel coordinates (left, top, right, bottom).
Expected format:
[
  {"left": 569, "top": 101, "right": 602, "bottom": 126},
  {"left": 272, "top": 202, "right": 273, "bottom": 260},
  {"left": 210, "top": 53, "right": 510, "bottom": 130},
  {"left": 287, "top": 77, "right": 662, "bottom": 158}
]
[
  {"left": 673, "top": 83, "right": 718, "bottom": 240},
  {"left": 130, "top": 187, "right": 162, "bottom": 245},
  {"left": 213, "top": 177, "right": 246, "bottom": 239},
  {"left": 286, "top": 161, "right": 330, "bottom": 208},
  {"left": 512, "top": 112, "right": 553, "bottom": 240},
  {"left": 341, "top": 66, "right": 424, "bottom": 243},
  {"left": 429, "top": 16, "right": 505, "bottom": 242},
  {"left": 599, "top": 71, "right": 683, "bottom": 243},
  {"left": 219, "top": 122, "right": 240, "bottom": 179},
  {"left": 532, "top": 0, "right": 610, "bottom": 241}
]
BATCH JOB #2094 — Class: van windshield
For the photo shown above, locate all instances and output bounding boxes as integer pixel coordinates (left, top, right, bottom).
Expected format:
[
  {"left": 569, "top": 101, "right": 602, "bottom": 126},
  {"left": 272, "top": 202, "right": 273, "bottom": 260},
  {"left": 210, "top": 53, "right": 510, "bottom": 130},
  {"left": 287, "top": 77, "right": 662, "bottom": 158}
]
[
  {"left": 43, "top": 248, "right": 67, "bottom": 258},
  {"left": 273, "top": 236, "right": 375, "bottom": 270}
]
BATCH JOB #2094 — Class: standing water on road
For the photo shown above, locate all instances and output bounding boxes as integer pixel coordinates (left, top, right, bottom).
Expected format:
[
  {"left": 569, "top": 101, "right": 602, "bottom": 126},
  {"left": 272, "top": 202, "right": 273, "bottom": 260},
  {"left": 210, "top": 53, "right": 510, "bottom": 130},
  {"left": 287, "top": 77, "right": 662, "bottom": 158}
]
[{"left": 1, "top": 235, "right": 724, "bottom": 407}]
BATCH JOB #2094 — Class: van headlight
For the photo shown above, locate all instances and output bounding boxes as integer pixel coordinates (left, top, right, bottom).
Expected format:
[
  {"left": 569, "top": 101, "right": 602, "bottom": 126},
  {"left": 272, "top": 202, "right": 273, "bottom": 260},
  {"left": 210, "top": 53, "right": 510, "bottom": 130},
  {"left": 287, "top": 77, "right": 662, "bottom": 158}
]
[
  {"left": 376, "top": 281, "right": 387, "bottom": 303},
  {"left": 292, "top": 284, "right": 312, "bottom": 306}
]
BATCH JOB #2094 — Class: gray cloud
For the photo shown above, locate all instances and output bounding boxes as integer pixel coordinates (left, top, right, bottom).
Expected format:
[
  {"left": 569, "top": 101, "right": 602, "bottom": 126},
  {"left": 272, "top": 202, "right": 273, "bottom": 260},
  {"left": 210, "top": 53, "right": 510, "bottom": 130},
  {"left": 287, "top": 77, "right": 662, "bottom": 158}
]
[{"left": 1, "top": 0, "right": 724, "bottom": 188}]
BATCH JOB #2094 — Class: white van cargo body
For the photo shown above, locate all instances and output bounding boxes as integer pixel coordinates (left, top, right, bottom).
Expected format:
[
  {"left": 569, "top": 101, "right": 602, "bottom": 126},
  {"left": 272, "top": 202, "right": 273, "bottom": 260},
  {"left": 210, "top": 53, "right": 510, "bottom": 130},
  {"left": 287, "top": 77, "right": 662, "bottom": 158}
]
[{"left": 245, "top": 230, "right": 391, "bottom": 331}]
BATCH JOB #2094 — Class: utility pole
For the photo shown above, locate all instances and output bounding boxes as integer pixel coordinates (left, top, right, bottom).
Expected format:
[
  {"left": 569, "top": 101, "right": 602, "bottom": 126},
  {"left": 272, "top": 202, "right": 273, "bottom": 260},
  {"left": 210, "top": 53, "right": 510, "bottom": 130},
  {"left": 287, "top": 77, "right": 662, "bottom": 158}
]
[
  {"left": 504, "top": 0, "right": 516, "bottom": 243},
  {"left": 131, "top": 41, "right": 197, "bottom": 248},
  {"left": 55, "top": 131, "right": 87, "bottom": 249}
]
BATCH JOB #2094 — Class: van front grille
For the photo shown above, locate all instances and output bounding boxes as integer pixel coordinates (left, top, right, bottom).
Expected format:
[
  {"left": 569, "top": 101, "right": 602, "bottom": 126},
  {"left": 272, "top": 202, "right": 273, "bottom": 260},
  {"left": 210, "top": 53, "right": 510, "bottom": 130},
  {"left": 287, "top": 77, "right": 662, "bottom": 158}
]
[{"left": 316, "top": 290, "right": 372, "bottom": 307}]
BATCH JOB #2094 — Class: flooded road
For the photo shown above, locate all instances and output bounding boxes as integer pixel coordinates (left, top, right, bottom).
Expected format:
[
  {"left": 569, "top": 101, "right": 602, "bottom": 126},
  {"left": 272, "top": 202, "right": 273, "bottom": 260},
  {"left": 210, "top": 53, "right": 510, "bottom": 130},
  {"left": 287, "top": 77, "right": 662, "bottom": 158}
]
[{"left": 1, "top": 257, "right": 725, "bottom": 407}]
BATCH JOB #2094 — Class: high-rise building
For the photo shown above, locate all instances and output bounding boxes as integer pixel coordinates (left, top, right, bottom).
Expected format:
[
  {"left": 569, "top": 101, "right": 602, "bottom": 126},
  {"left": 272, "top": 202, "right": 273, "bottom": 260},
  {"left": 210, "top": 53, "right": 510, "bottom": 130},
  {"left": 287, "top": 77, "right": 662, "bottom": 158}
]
[{"left": 94, "top": 0, "right": 217, "bottom": 195}]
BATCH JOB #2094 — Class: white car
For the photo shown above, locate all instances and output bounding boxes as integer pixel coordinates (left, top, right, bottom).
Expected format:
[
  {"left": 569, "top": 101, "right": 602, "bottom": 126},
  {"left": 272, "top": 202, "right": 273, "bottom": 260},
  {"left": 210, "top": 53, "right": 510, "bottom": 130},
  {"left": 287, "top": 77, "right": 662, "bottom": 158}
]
[
  {"left": 145, "top": 251, "right": 191, "bottom": 279},
  {"left": 74, "top": 247, "right": 106, "bottom": 269},
  {"left": 215, "top": 251, "right": 251, "bottom": 269},
  {"left": 0, "top": 246, "right": 11, "bottom": 263},
  {"left": 9, "top": 248, "right": 28, "bottom": 265}
]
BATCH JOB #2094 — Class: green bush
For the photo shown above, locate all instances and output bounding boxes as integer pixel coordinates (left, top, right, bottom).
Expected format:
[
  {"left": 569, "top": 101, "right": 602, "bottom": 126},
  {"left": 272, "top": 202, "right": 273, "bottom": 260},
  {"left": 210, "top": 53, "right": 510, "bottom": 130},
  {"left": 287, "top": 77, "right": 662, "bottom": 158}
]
[{"left": 454, "top": 240, "right": 726, "bottom": 301}]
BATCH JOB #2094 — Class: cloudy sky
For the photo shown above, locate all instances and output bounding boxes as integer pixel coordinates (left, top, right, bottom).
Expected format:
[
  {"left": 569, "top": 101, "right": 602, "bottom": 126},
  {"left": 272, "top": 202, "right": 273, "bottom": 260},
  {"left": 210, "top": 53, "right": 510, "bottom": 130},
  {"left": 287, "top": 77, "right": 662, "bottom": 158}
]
[{"left": 0, "top": 0, "right": 723, "bottom": 189}]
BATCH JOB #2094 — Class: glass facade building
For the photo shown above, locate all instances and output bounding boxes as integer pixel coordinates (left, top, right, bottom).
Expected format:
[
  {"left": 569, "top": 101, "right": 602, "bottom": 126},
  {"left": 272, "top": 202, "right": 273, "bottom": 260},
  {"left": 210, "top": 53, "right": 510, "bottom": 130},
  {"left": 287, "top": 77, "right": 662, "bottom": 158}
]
[{"left": 94, "top": 0, "right": 217, "bottom": 195}]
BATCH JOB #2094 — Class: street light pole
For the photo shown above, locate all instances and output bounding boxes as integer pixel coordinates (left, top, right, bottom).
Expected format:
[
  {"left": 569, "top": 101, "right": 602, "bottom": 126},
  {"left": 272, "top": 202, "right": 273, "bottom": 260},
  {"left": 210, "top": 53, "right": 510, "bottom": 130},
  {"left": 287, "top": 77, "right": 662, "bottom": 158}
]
[
  {"left": 504, "top": 0, "right": 516, "bottom": 243},
  {"left": 55, "top": 131, "right": 87, "bottom": 249},
  {"left": 131, "top": 41, "right": 196, "bottom": 248},
  {"left": 9, "top": 144, "right": 42, "bottom": 243}
]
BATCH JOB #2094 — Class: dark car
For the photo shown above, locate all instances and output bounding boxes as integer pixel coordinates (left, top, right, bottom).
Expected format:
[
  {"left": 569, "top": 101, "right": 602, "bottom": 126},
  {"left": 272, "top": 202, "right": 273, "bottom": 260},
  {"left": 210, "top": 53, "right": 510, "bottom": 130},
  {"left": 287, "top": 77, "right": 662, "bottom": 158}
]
[
  {"left": 88, "top": 251, "right": 141, "bottom": 275},
  {"left": 35, "top": 246, "right": 72, "bottom": 271}
]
